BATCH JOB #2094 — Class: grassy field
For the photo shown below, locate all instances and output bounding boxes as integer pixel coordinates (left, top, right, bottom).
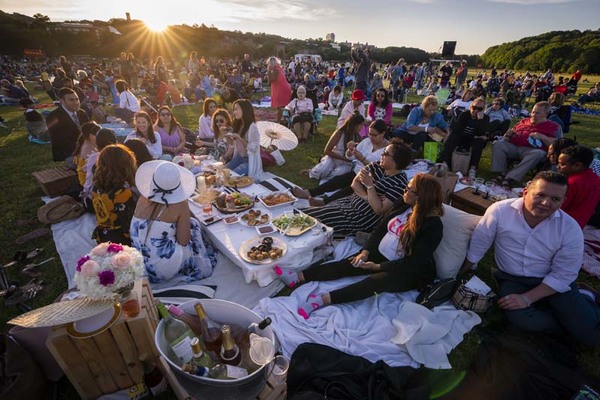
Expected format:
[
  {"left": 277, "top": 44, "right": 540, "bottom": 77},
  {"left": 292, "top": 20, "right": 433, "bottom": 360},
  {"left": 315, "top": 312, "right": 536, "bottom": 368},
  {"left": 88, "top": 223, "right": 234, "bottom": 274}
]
[{"left": 0, "top": 75, "right": 598, "bottom": 397}]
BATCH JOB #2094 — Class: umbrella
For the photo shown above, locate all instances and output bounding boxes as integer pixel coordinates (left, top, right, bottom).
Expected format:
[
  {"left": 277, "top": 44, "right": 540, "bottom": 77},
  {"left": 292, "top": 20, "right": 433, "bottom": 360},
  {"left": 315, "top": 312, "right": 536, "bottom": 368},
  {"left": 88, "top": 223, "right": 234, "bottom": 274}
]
[{"left": 257, "top": 121, "right": 298, "bottom": 151}]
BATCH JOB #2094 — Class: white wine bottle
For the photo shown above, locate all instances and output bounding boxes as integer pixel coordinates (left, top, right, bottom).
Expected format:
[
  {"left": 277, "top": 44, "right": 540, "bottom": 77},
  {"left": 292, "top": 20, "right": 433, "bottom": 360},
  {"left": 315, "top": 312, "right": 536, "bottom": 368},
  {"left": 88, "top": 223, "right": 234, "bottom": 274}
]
[
  {"left": 190, "top": 337, "right": 215, "bottom": 369},
  {"left": 156, "top": 302, "right": 195, "bottom": 365},
  {"left": 183, "top": 363, "right": 248, "bottom": 380}
]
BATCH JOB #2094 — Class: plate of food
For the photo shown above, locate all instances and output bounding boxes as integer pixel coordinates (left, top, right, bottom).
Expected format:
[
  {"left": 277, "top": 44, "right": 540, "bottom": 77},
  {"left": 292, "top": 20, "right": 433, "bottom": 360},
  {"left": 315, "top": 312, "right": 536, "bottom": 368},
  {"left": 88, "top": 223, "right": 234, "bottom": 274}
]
[
  {"left": 213, "top": 192, "right": 255, "bottom": 214},
  {"left": 259, "top": 191, "right": 297, "bottom": 208},
  {"left": 272, "top": 212, "right": 317, "bottom": 236},
  {"left": 223, "top": 214, "right": 240, "bottom": 224},
  {"left": 239, "top": 236, "right": 287, "bottom": 264},
  {"left": 193, "top": 189, "right": 220, "bottom": 204},
  {"left": 224, "top": 175, "right": 254, "bottom": 188},
  {"left": 239, "top": 209, "right": 271, "bottom": 227}
]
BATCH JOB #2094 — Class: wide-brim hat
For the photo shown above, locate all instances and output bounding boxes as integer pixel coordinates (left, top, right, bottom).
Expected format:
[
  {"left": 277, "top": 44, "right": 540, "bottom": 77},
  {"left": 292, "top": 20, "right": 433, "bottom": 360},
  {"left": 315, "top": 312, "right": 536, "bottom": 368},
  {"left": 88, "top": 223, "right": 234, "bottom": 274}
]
[
  {"left": 350, "top": 89, "right": 366, "bottom": 101},
  {"left": 136, "top": 160, "right": 196, "bottom": 205}
]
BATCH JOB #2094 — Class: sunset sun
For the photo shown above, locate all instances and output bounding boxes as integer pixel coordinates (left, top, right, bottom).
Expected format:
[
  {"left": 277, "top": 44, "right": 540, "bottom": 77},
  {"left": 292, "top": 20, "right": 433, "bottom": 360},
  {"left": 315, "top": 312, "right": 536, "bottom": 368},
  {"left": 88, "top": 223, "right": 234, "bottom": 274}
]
[{"left": 144, "top": 19, "right": 168, "bottom": 32}]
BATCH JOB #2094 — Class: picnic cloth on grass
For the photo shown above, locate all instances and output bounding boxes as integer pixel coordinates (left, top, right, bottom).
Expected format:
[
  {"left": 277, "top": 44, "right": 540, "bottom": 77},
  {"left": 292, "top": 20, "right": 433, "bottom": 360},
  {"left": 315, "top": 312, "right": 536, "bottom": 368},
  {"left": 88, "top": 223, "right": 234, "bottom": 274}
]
[
  {"left": 583, "top": 225, "right": 600, "bottom": 278},
  {"left": 254, "top": 278, "right": 480, "bottom": 369},
  {"left": 48, "top": 199, "right": 283, "bottom": 309}
]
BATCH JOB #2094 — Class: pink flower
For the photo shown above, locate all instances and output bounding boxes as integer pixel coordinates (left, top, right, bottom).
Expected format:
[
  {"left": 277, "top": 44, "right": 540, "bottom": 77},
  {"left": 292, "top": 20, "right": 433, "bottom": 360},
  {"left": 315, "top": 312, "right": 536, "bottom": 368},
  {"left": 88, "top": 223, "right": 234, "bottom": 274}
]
[
  {"left": 81, "top": 260, "right": 100, "bottom": 277},
  {"left": 91, "top": 243, "right": 110, "bottom": 257},
  {"left": 98, "top": 270, "right": 116, "bottom": 286},
  {"left": 111, "top": 253, "right": 131, "bottom": 269},
  {"left": 76, "top": 255, "right": 90, "bottom": 272},
  {"left": 107, "top": 243, "right": 124, "bottom": 253}
]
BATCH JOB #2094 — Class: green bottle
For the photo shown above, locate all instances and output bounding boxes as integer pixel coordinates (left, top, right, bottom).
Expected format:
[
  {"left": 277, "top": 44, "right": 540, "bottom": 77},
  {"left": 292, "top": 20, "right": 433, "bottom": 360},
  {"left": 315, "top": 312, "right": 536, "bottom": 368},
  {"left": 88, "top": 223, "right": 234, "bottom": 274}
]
[
  {"left": 156, "top": 302, "right": 195, "bottom": 365},
  {"left": 190, "top": 337, "right": 215, "bottom": 369}
]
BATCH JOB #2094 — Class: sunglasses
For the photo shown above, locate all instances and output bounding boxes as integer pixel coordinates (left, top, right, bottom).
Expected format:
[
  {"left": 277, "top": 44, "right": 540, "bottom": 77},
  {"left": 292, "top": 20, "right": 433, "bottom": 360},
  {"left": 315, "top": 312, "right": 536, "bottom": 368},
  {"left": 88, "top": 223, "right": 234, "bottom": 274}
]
[
  {"left": 160, "top": 112, "right": 171, "bottom": 117},
  {"left": 472, "top": 106, "right": 484, "bottom": 111}
]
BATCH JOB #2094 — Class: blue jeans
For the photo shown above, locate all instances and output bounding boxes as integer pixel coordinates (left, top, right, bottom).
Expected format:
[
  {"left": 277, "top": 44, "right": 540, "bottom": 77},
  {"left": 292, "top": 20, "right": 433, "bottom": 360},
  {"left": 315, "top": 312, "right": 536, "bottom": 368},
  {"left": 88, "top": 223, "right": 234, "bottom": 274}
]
[
  {"left": 495, "top": 270, "right": 600, "bottom": 345},
  {"left": 227, "top": 155, "right": 249, "bottom": 175}
]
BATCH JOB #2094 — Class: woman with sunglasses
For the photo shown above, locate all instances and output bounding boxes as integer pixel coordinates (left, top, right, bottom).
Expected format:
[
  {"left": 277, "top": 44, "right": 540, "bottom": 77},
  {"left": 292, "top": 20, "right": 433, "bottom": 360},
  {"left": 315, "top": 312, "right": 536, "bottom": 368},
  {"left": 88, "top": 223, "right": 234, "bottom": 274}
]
[
  {"left": 275, "top": 174, "right": 444, "bottom": 319},
  {"left": 301, "top": 141, "right": 412, "bottom": 236},
  {"left": 367, "top": 88, "right": 393, "bottom": 125},
  {"left": 154, "top": 106, "right": 185, "bottom": 160},
  {"left": 293, "top": 119, "right": 389, "bottom": 206},
  {"left": 440, "top": 97, "right": 490, "bottom": 172},
  {"left": 226, "top": 99, "right": 263, "bottom": 179}
]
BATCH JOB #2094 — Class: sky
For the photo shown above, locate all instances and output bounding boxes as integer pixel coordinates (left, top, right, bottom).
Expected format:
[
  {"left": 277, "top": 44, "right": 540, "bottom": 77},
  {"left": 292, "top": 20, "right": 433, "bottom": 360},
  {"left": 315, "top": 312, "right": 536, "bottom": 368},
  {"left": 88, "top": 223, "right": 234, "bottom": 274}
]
[{"left": 2, "top": 0, "right": 599, "bottom": 55}]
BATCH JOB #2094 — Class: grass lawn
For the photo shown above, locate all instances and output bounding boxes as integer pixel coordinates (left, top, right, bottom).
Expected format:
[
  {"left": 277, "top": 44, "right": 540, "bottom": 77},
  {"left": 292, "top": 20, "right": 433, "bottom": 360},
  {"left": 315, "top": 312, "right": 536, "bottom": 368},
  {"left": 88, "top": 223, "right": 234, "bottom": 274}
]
[{"left": 0, "top": 75, "right": 599, "bottom": 397}]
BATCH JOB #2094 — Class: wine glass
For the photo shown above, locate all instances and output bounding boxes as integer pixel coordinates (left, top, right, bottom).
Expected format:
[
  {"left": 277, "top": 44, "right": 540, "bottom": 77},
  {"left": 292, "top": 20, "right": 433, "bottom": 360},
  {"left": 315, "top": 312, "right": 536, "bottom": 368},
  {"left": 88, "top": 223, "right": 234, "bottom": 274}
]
[
  {"left": 483, "top": 181, "right": 495, "bottom": 199},
  {"left": 473, "top": 178, "right": 485, "bottom": 195}
]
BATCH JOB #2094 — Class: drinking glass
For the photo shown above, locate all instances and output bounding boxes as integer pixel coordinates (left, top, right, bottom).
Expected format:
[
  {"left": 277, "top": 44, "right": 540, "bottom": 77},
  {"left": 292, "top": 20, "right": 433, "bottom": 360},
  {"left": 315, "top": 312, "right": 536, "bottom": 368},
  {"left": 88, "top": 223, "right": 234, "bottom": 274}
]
[
  {"left": 484, "top": 181, "right": 495, "bottom": 199},
  {"left": 202, "top": 203, "right": 212, "bottom": 216},
  {"left": 271, "top": 355, "right": 289, "bottom": 384},
  {"left": 473, "top": 178, "right": 485, "bottom": 195}
]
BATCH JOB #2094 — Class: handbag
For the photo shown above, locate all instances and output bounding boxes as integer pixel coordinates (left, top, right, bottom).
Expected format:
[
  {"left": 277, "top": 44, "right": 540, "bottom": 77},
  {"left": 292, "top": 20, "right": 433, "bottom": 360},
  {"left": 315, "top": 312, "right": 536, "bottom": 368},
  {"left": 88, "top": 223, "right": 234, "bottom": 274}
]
[
  {"left": 37, "top": 195, "right": 84, "bottom": 225},
  {"left": 451, "top": 149, "right": 471, "bottom": 175},
  {"left": 451, "top": 275, "right": 496, "bottom": 313},
  {"left": 416, "top": 278, "right": 457, "bottom": 309}
]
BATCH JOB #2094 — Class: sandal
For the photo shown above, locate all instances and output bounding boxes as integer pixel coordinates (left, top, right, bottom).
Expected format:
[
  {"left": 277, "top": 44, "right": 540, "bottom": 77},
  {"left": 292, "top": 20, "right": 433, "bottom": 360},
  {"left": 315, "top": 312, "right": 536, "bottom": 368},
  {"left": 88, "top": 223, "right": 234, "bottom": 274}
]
[
  {"left": 4, "top": 279, "right": 44, "bottom": 306},
  {"left": 299, "top": 169, "right": 310, "bottom": 178},
  {"left": 2, "top": 248, "right": 44, "bottom": 269},
  {"left": 15, "top": 228, "right": 51, "bottom": 245},
  {"left": 308, "top": 197, "right": 325, "bottom": 207},
  {"left": 292, "top": 186, "right": 310, "bottom": 199}
]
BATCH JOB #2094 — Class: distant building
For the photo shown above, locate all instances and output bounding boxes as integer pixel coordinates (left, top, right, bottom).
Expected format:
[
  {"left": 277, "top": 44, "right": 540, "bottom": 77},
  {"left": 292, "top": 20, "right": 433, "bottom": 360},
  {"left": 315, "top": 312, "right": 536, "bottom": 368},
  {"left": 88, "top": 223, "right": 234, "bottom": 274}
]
[
  {"left": 56, "top": 22, "right": 96, "bottom": 33},
  {"left": 325, "top": 33, "right": 335, "bottom": 42}
]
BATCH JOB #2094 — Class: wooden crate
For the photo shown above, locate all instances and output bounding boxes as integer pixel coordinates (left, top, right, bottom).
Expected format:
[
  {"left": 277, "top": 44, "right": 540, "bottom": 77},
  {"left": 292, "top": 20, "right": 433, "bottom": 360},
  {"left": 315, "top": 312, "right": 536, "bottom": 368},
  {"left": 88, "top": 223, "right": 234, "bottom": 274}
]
[
  {"left": 450, "top": 187, "right": 494, "bottom": 216},
  {"left": 46, "top": 279, "right": 158, "bottom": 400},
  {"left": 32, "top": 166, "right": 79, "bottom": 197}
]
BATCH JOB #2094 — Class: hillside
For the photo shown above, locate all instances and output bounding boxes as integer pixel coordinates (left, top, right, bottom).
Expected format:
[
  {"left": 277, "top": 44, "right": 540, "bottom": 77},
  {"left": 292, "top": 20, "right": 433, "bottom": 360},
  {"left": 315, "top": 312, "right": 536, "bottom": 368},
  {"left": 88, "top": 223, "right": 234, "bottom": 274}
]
[{"left": 481, "top": 29, "right": 600, "bottom": 73}]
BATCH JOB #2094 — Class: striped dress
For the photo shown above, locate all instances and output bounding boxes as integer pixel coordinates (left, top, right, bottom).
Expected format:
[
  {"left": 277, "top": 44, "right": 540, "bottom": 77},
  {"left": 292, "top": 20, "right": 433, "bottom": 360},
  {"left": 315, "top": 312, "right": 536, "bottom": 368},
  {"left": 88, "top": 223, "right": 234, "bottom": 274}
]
[{"left": 302, "top": 162, "right": 407, "bottom": 236}]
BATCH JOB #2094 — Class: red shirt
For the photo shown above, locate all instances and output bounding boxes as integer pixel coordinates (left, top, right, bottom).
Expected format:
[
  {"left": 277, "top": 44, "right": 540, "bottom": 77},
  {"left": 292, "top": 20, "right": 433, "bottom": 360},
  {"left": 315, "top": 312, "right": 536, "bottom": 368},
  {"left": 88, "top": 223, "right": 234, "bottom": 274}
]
[
  {"left": 509, "top": 118, "right": 560, "bottom": 150},
  {"left": 561, "top": 168, "right": 600, "bottom": 229}
]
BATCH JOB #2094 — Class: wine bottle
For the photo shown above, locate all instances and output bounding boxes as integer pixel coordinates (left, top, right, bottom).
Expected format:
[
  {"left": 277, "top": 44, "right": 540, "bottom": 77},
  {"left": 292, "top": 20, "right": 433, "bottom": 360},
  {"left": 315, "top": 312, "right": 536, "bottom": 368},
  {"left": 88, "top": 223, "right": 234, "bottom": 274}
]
[
  {"left": 248, "top": 317, "right": 272, "bottom": 335},
  {"left": 139, "top": 353, "right": 168, "bottom": 396},
  {"left": 167, "top": 304, "right": 203, "bottom": 337},
  {"left": 193, "top": 303, "right": 222, "bottom": 353},
  {"left": 156, "top": 302, "right": 195, "bottom": 365},
  {"left": 190, "top": 337, "right": 215, "bottom": 369},
  {"left": 183, "top": 363, "right": 248, "bottom": 380},
  {"left": 220, "top": 325, "right": 241, "bottom": 366}
]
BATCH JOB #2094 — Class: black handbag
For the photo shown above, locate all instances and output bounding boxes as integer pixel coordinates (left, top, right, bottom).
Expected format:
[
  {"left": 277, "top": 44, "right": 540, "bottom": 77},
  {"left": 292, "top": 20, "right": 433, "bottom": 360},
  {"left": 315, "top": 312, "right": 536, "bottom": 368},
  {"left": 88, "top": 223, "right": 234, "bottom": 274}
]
[{"left": 415, "top": 278, "right": 457, "bottom": 309}]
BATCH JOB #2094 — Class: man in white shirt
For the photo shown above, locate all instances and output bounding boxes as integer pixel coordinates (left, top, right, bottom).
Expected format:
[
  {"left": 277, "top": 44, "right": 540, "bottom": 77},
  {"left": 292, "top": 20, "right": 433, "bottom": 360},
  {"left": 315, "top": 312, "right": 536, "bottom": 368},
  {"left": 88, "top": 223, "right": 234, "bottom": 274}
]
[{"left": 460, "top": 171, "right": 600, "bottom": 345}]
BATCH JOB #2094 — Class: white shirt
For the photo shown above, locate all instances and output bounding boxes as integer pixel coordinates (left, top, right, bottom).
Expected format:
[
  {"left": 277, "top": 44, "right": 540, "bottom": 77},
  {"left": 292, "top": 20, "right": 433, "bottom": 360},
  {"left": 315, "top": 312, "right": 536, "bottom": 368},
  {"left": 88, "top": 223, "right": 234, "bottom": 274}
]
[
  {"left": 198, "top": 114, "right": 214, "bottom": 139},
  {"left": 119, "top": 91, "right": 140, "bottom": 112},
  {"left": 379, "top": 209, "right": 411, "bottom": 261},
  {"left": 466, "top": 198, "right": 583, "bottom": 293},
  {"left": 348, "top": 137, "right": 386, "bottom": 174},
  {"left": 125, "top": 131, "right": 163, "bottom": 159}
]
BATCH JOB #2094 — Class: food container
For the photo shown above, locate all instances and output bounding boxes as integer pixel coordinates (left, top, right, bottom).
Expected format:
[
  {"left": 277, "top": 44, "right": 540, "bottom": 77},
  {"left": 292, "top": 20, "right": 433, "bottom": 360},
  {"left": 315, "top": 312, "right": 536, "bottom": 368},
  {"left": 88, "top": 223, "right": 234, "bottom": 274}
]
[{"left": 155, "top": 299, "right": 275, "bottom": 391}]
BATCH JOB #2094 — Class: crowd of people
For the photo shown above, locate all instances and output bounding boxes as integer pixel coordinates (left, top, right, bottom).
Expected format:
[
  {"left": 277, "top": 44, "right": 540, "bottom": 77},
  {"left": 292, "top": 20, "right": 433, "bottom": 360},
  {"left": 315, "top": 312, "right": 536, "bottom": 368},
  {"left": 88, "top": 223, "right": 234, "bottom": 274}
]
[{"left": 2, "top": 50, "right": 600, "bottom": 362}]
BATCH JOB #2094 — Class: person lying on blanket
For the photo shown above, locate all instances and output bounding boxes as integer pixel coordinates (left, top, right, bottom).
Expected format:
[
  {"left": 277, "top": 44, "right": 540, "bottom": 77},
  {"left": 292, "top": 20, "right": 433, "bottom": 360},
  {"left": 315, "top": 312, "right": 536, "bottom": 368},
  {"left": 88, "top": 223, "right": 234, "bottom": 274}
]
[{"left": 274, "top": 173, "right": 444, "bottom": 319}]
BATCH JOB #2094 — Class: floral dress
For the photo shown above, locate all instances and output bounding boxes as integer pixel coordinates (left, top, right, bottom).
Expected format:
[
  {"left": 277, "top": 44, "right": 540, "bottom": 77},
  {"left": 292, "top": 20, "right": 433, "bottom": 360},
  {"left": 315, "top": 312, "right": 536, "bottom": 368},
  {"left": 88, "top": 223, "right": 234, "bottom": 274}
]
[
  {"left": 130, "top": 216, "right": 217, "bottom": 284},
  {"left": 92, "top": 187, "right": 137, "bottom": 245}
]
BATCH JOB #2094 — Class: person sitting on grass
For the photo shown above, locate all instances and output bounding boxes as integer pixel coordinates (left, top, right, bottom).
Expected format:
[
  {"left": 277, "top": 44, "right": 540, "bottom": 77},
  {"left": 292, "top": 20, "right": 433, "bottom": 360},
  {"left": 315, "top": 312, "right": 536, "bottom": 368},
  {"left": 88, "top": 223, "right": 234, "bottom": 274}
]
[
  {"left": 276, "top": 173, "right": 443, "bottom": 319},
  {"left": 91, "top": 144, "right": 138, "bottom": 245},
  {"left": 301, "top": 141, "right": 412, "bottom": 236},
  {"left": 459, "top": 171, "right": 600, "bottom": 345},
  {"left": 491, "top": 101, "right": 561, "bottom": 188},
  {"left": 391, "top": 95, "right": 449, "bottom": 152},
  {"left": 126, "top": 111, "right": 162, "bottom": 160},
  {"left": 73, "top": 121, "right": 101, "bottom": 187},
  {"left": 293, "top": 119, "right": 389, "bottom": 206},
  {"left": 484, "top": 98, "right": 511, "bottom": 138},
  {"left": 556, "top": 145, "right": 600, "bottom": 229}
]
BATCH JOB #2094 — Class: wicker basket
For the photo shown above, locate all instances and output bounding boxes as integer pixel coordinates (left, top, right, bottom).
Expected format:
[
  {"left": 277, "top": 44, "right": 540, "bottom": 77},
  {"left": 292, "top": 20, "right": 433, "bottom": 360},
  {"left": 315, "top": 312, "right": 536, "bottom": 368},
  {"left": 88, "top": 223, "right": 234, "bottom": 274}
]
[{"left": 32, "top": 166, "right": 79, "bottom": 197}]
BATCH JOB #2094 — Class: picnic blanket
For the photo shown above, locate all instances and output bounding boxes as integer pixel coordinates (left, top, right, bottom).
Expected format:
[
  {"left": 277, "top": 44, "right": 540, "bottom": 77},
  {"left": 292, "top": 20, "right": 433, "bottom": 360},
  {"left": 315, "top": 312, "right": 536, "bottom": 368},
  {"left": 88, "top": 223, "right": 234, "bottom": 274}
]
[
  {"left": 48, "top": 201, "right": 283, "bottom": 309},
  {"left": 254, "top": 277, "right": 480, "bottom": 369},
  {"left": 583, "top": 225, "right": 600, "bottom": 278}
]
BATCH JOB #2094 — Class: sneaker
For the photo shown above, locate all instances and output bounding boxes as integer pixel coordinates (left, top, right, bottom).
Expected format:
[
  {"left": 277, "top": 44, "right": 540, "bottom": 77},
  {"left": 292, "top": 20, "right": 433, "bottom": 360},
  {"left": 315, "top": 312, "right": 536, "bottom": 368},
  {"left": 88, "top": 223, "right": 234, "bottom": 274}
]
[{"left": 577, "top": 282, "right": 600, "bottom": 306}]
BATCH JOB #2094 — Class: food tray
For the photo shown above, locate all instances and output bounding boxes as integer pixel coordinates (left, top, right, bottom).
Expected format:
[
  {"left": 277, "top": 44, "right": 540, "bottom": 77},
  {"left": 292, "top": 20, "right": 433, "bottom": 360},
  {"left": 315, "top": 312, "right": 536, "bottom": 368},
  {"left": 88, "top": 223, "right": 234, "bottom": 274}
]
[
  {"left": 239, "top": 209, "right": 272, "bottom": 227},
  {"left": 258, "top": 191, "right": 297, "bottom": 208},
  {"left": 239, "top": 236, "right": 287, "bottom": 265},
  {"left": 224, "top": 176, "right": 254, "bottom": 188},
  {"left": 272, "top": 212, "right": 317, "bottom": 237}
]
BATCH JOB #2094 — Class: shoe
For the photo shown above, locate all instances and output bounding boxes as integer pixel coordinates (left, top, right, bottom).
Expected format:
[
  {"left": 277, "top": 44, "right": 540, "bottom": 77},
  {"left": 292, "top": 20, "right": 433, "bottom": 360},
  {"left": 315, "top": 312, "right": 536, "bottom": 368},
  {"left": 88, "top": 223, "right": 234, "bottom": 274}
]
[
  {"left": 308, "top": 197, "right": 325, "bottom": 207},
  {"left": 299, "top": 169, "right": 310, "bottom": 178},
  {"left": 15, "top": 228, "right": 51, "bottom": 245},
  {"left": 292, "top": 186, "right": 310, "bottom": 199},
  {"left": 577, "top": 282, "right": 600, "bottom": 306}
]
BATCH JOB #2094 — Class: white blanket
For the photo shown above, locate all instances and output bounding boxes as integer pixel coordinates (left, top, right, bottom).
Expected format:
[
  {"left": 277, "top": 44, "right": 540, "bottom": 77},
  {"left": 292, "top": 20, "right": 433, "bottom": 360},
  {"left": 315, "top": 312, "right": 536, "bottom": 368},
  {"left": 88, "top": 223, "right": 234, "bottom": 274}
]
[
  {"left": 254, "top": 277, "right": 480, "bottom": 369},
  {"left": 49, "top": 202, "right": 282, "bottom": 309}
]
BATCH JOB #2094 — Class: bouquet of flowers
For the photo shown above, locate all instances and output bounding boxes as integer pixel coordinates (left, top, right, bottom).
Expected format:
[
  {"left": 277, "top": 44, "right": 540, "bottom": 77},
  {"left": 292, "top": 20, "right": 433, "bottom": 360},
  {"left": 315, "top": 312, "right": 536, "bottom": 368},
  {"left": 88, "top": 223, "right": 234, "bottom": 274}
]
[
  {"left": 173, "top": 154, "right": 195, "bottom": 170},
  {"left": 74, "top": 243, "right": 145, "bottom": 300}
]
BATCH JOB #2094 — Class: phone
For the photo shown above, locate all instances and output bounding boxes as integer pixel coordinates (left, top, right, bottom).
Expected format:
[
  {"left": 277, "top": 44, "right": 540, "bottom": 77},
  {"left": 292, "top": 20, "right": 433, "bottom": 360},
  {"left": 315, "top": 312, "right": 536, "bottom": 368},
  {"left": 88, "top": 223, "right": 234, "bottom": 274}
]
[{"left": 201, "top": 216, "right": 222, "bottom": 226}]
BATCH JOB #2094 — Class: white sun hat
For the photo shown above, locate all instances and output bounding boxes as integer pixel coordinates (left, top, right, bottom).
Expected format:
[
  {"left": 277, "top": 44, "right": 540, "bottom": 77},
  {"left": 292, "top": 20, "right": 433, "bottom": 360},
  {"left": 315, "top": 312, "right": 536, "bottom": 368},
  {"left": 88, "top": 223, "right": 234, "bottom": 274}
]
[{"left": 135, "top": 160, "right": 196, "bottom": 205}]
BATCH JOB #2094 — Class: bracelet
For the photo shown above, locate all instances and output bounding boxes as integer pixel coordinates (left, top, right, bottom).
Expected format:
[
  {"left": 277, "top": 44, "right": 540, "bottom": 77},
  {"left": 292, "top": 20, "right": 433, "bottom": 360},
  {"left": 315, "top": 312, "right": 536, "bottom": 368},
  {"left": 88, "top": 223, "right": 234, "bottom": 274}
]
[
  {"left": 365, "top": 185, "right": 374, "bottom": 191},
  {"left": 520, "top": 294, "right": 532, "bottom": 307}
]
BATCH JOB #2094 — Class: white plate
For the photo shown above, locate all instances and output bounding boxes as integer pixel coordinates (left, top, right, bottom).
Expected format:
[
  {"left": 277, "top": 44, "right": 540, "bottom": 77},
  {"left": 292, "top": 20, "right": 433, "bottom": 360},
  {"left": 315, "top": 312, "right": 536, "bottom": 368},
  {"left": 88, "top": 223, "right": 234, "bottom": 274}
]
[
  {"left": 223, "top": 214, "right": 241, "bottom": 224},
  {"left": 258, "top": 191, "right": 298, "bottom": 208},
  {"left": 239, "top": 210, "right": 272, "bottom": 227},
  {"left": 239, "top": 236, "right": 287, "bottom": 264},
  {"left": 255, "top": 224, "right": 277, "bottom": 236},
  {"left": 272, "top": 212, "right": 317, "bottom": 237},
  {"left": 67, "top": 303, "right": 121, "bottom": 339}
]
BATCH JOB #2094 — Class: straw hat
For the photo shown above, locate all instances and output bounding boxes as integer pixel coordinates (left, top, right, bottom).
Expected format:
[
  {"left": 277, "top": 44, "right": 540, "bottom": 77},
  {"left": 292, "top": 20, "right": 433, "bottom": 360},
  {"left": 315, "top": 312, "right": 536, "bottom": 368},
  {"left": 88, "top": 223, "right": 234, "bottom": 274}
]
[
  {"left": 8, "top": 297, "right": 114, "bottom": 328},
  {"left": 136, "top": 160, "right": 196, "bottom": 205},
  {"left": 350, "top": 89, "right": 366, "bottom": 101}
]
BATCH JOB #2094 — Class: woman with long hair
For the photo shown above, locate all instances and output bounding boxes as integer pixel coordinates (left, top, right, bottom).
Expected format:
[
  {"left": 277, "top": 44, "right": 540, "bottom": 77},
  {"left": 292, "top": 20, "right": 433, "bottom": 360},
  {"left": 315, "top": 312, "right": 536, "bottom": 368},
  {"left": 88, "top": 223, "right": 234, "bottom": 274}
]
[
  {"left": 302, "top": 141, "right": 412, "bottom": 236},
  {"left": 154, "top": 106, "right": 185, "bottom": 160},
  {"left": 300, "top": 113, "right": 365, "bottom": 180},
  {"left": 124, "top": 138, "right": 153, "bottom": 167},
  {"left": 277, "top": 173, "right": 444, "bottom": 319},
  {"left": 368, "top": 88, "right": 393, "bottom": 125},
  {"left": 126, "top": 111, "right": 162, "bottom": 159},
  {"left": 210, "top": 108, "right": 233, "bottom": 162},
  {"left": 91, "top": 144, "right": 138, "bottom": 245},
  {"left": 73, "top": 121, "right": 101, "bottom": 186},
  {"left": 226, "top": 99, "right": 263, "bottom": 179},
  {"left": 294, "top": 119, "right": 389, "bottom": 206},
  {"left": 197, "top": 97, "right": 218, "bottom": 144},
  {"left": 267, "top": 56, "right": 292, "bottom": 124},
  {"left": 114, "top": 80, "right": 140, "bottom": 123},
  {"left": 391, "top": 95, "right": 449, "bottom": 151}
]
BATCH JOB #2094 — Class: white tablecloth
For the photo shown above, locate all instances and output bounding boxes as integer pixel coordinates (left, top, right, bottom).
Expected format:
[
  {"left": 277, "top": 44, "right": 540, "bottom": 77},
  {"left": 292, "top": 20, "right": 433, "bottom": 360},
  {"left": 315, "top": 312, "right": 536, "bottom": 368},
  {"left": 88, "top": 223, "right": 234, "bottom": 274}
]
[{"left": 189, "top": 172, "right": 333, "bottom": 287}]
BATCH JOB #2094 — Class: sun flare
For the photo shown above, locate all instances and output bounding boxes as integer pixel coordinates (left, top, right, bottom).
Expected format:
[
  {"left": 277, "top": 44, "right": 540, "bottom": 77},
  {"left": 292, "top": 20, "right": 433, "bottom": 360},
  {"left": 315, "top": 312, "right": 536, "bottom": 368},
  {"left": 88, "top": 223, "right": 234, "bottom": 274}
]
[{"left": 144, "top": 20, "right": 168, "bottom": 33}]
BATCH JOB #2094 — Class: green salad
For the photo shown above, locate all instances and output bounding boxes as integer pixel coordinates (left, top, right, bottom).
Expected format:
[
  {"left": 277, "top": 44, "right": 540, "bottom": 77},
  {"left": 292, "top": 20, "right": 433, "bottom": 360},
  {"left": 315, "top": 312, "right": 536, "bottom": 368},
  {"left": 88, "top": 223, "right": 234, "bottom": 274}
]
[{"left": 272, "top": 214, "right": 315, "bottom": 232}]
